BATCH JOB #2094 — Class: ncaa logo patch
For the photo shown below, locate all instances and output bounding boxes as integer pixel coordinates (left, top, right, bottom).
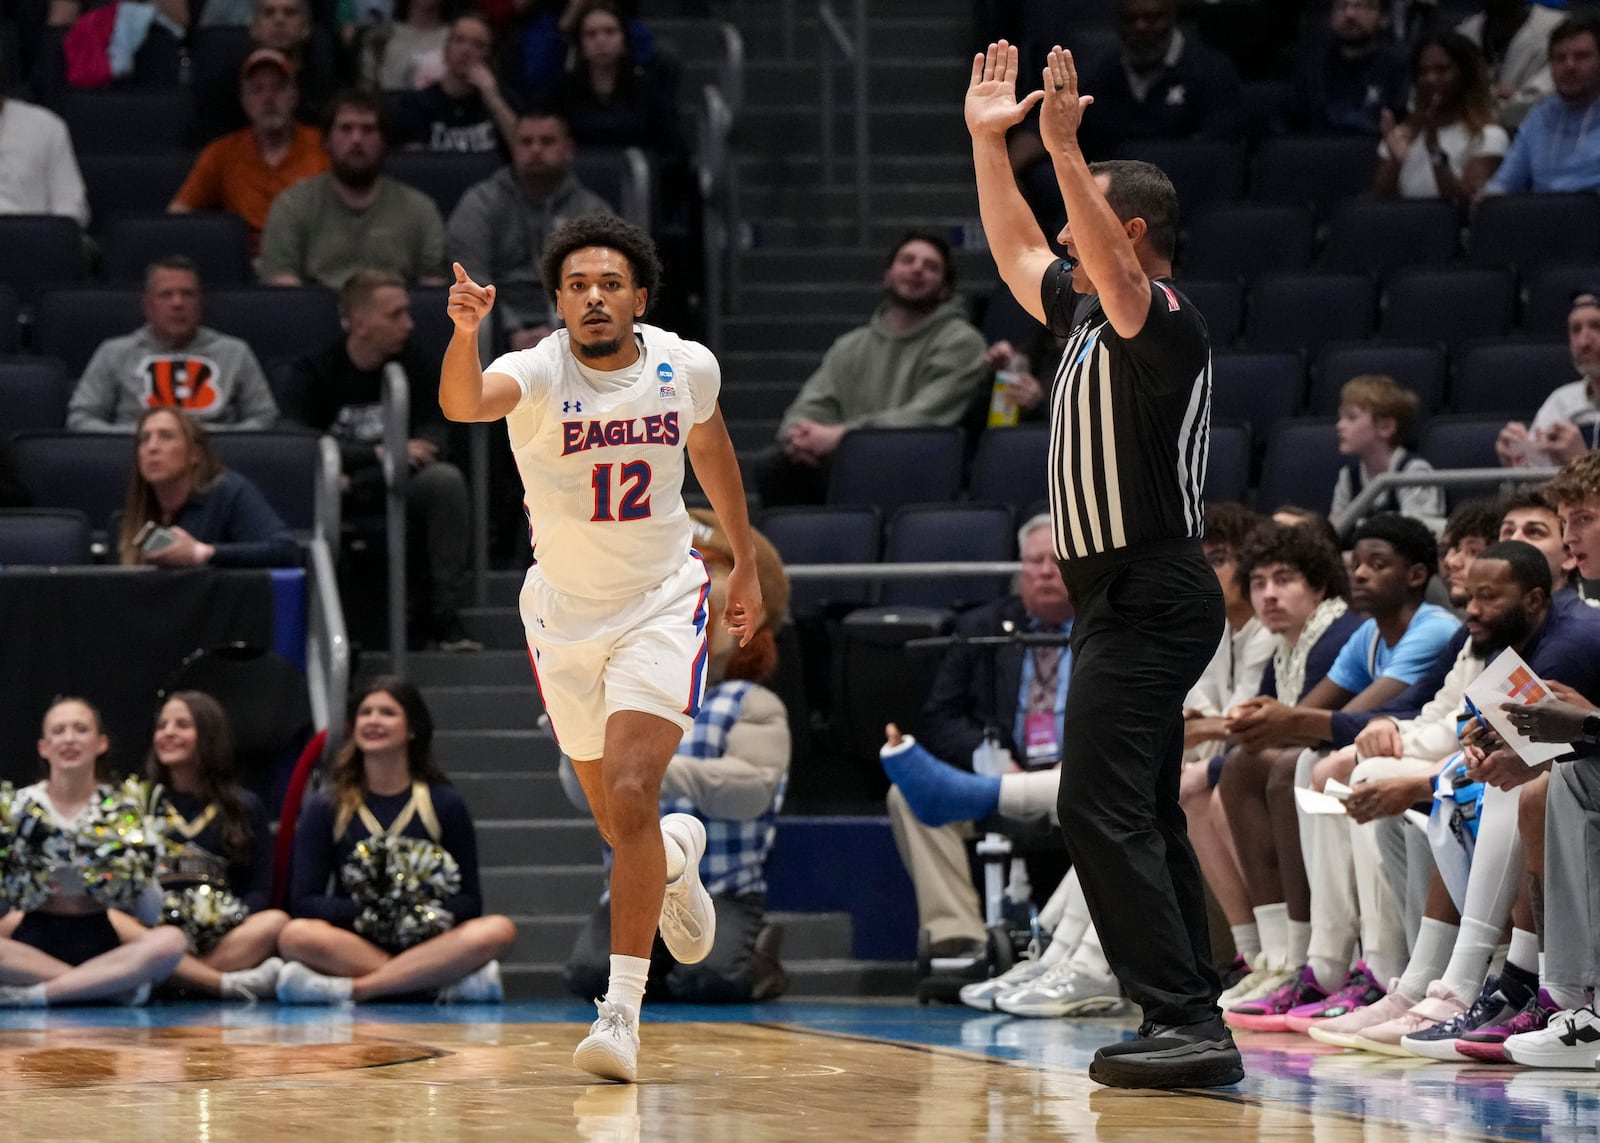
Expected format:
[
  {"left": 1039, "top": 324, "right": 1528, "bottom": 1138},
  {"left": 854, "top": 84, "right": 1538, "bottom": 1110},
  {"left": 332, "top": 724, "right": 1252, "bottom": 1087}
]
[{"left": 656, "top": 361, "right": 676, "bottom": 398}]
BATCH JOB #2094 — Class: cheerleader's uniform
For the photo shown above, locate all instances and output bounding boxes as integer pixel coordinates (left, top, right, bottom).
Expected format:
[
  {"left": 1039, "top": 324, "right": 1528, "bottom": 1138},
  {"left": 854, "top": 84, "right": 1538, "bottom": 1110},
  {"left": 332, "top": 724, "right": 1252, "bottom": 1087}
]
[
  {"left": 162, "top": 788, "right": 274, "bottom": 912},
  {"left": 10, "top": 783, "right": 130, "bottom": 966}
]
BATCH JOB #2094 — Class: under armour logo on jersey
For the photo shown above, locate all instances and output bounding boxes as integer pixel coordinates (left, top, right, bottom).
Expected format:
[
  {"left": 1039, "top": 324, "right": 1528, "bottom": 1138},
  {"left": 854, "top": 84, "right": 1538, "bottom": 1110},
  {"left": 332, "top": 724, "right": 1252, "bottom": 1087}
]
[{"left": 563, "top": 400, "right": 583, "bottom": 414}]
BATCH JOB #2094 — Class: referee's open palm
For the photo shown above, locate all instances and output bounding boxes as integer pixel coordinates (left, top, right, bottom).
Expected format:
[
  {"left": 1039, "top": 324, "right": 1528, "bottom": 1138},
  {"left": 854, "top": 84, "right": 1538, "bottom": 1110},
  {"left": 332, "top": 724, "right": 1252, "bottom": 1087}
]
[
  {"left": 1040, "top": 46, "right": 1094, "bottom": 153},
  {"left": 965, "top": 40, "right": 1044, "bottom": 139}
]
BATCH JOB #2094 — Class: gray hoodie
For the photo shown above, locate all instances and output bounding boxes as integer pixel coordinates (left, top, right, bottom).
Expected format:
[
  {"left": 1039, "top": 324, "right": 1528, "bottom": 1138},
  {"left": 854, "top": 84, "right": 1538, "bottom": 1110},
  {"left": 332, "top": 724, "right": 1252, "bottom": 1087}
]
[{"left": 67, "top": 325, "right": 278, "bottom": 432}]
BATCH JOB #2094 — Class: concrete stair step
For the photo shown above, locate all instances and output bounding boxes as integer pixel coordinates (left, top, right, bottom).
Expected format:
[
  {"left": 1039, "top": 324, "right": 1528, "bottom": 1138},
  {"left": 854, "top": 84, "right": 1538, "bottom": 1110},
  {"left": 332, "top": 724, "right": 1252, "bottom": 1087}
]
[
  {"left": 422, "top": 683, "right": 545, "bottom": 730},
  {"left": 459, "top": 606, "right": 536, "bottom": 651},
  {"left": 482, "top": 863, "right": 608, "bottom": 914},
  {"left": 733, "top": 281, "right": 883, "bottom": 317},
  {"left": 739, "top": 185, "right": 980, "bottom": 230},
  {"left": 502, "top": 958, "right": 917, "bottom": 999},
  {"left": 736, "top": 13, "right": 971, "bottom": 61},
  {"left": 735, "top": 246, "right": 996, "bottom": 284},
  {"left": 477, "top": 818, "right": 597, "bottom": 865},
  {"left": 366, "top": 649, "right": 531, "bottom": 687},
  {"left": 722, "top": 350, "right": 828, "bottom": 389},
  {"left": 733, "top": 105, "right": 968, "bottom": 155},
  {"left": 500, "top": 909, "right": 857, "bottom": 965},
  {"left": 719, "top": 385, "right": 799, "bottom": 421},
  {"left": 726, "top": 418, "right": 779, "bottom": 452},
  {"left": 721, "top": 312, "right": 862, "bottom": 354},
  {"left": 735, "top": 152, "right": 975, "bottom": 186},
  {"left": 435, "top": 728, "right": 560, "bottom": 773},
  {"left": 740, "top": 215, "right": 986, "bottom": 251},
  {"left": 453, "top": 770, "right": 583, "bottom": 820}
]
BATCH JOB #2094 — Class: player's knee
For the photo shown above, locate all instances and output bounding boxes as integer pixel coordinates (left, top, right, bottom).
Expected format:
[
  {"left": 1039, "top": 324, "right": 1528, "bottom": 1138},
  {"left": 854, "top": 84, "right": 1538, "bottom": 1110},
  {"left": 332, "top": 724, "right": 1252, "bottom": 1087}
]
[
  {"left": 468, "top": 914, "right": 518, "bottom": 959},
  {"left": 147, "top": 923, "right": 190, "bottom": 967},
  {"left": 277, "top": 918, "right": 328, "bottom": 960}
]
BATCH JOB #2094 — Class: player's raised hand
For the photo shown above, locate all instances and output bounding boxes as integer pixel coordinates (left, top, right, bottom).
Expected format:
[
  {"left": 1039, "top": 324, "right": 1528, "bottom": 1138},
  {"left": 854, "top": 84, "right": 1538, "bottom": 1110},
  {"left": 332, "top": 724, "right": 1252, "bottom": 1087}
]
[
  {"left": 1039, "top": 45, "right": 1093, "bottom": 154},
  {"left": 448, "top": 261, "right": 496, "bottom": 334},
  {"left": 965, "top": 40, "right": 1045, "bottom": 139},
  {"left": 722, "top": 561, "right": 764, "bottom": 648}
]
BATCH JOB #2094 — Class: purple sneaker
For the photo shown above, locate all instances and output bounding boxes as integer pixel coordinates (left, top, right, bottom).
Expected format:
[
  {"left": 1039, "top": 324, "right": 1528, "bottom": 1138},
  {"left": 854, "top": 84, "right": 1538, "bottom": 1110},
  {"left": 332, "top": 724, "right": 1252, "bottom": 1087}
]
[
  {"left": 1457, "top": 989, "right": 1559, "bottom": 1064},
  {"left": 1225, "top": 965, "right": 1328, "bottom": 1033},
  {"left": 1400, "top": 976, "right": 1522, "bottom": 1062},
  {"left": 1285, "top": 962, "right": 1385, "bottom": 1034}
]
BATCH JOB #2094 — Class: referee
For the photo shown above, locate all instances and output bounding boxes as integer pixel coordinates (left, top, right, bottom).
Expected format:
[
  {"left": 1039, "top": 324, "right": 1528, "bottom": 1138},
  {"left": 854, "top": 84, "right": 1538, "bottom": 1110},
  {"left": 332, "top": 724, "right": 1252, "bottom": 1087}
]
[{"left": 966, "top": 42, "right": 1239, "bottom": 1089}]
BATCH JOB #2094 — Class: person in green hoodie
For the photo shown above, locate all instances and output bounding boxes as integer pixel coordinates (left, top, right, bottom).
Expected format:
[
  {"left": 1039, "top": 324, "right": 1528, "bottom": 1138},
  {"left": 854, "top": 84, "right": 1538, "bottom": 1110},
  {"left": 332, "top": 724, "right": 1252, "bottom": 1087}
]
[{"left": 753, "top": 231, "right": 989, "bottom": 508}]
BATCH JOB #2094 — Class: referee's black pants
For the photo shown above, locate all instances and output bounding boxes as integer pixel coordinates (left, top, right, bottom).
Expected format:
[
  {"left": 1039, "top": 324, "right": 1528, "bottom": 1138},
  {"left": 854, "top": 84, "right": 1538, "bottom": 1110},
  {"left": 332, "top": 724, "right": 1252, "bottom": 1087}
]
[{"left": 1056, "top": 539, "right": 1226, "bottom": 1028}]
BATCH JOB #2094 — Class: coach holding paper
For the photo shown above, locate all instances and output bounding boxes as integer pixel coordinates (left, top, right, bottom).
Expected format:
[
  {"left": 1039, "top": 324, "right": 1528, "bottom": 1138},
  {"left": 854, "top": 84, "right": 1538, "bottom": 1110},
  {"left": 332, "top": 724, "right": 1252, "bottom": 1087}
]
[{"left": 966, "top": 42, "right": 1238, "bottom": 1089}]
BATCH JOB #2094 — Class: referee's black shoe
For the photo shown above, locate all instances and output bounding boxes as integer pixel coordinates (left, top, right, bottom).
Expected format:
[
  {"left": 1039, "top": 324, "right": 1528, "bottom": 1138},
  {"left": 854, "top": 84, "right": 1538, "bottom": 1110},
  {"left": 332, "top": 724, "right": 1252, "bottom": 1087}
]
[{"left": 1088, "top": 1015, "right": 1244, "bottom": 1090}]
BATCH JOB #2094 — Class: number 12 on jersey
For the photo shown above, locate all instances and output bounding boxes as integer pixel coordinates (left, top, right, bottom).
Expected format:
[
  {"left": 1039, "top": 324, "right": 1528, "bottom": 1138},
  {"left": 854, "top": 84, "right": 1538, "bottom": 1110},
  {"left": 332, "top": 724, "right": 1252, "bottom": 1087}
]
[{"left": 590, "top": 461, "right": 653, "bottom": 521}]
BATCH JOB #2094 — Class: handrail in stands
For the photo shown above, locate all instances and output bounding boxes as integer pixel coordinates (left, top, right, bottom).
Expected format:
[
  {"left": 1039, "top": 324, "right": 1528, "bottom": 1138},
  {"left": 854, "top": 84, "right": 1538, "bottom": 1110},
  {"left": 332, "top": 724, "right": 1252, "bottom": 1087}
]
[
  {"left": 307, "top": 437, "right": 350, "bottom": 762},
  {"left": 1333, "top": 466, "right": 1559, "bottom": 540},
  {"left": 817, "top": 0, "right": 869, "bottom": 245},
  {"left": 382, "top": 361, "right": 411, "bottom": 675}
]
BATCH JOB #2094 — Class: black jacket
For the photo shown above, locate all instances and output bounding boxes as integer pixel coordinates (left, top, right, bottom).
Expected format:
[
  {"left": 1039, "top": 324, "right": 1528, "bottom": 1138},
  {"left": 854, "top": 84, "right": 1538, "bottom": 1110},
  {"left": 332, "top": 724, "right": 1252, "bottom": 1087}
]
[{"left": 920, "top": 596, "right": 1036, "bottom": 770}]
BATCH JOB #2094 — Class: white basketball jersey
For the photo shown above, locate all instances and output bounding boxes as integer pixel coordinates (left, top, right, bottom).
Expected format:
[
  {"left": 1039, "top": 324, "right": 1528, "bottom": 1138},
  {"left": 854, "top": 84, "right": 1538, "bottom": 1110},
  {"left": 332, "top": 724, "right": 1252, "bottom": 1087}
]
[{"left": 486, "top": 323, "right": 721, "bottom": 600}]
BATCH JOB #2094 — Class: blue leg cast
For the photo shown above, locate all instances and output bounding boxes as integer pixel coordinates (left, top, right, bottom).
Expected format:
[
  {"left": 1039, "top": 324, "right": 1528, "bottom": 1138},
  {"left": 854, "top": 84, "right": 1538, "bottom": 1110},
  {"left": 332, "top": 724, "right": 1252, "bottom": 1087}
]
[{"left": 880, "top": 739, "right": 1001, "bottom": 827}]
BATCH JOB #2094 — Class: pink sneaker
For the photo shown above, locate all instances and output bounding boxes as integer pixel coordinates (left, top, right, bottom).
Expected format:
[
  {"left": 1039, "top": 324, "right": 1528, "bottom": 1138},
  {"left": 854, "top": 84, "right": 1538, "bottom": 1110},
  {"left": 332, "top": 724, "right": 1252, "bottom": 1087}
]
[
  {"left": 1225, "top": 965, "right": 1328, "bottom": 1033},
  {"left": 1284, "top": 962, "right": 1386, "bottom": 1034},
  {"left": 1307, "top": 982, "right": 1416, "bottom": 1049},
  {"left": 1352, "top": 981, "right": 1470, "bottom": 1057},
  {"left": 1457, "top": 989, "right": 1559, "bottom": 1064}
]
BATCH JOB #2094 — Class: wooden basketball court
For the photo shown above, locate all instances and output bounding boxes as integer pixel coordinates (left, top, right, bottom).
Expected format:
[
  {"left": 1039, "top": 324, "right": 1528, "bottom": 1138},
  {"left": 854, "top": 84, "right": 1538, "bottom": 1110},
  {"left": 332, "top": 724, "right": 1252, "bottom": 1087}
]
[{"left": 0, "top": 1001, "right": 1592, "bottom": 1140}]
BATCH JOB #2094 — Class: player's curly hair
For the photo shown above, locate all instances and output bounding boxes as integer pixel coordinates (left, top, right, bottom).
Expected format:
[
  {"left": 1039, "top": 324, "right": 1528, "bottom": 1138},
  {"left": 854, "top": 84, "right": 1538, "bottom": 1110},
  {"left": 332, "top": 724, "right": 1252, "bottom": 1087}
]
[
  {"left": 1545, "top": 451, "right": 1600, "bottom": 509},
  {"left": 540, "top": 214, "right": 663, "bottom": 308},
  {"left": 1234, "top": 521, "right": 1349, "bottom": 601}
]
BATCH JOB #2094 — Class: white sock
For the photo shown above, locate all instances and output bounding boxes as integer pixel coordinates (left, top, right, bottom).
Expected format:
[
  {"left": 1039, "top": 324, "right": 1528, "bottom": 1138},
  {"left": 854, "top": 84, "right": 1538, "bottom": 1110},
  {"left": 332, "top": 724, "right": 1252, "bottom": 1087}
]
[
  {"left": 663, "top": 830, "right": 687, "bottom": 884},
  {"left": 1308, "top": 956, "right": 1346, "bottom": 993},
  {"left": 1368, "top": 950, "right": 1404, "bottom": 989},
  {"left": 1398, "top": 917, "right": 1458, "bottom": 1003},
  {"left": 1507, "top": 928, "right": 1540, "bottom": 976},
  {"left": 604, "top": 954, "right": 651, "bottom": 1019},
  {"left": 1040, "top": 937, "right": 1070, "bottom": 968},
  {"left": 1254, "top": 902, "right": 1289, "bottom": 969},
  {"left": 1230, "top": 923, "right": 1261, "bottom": 966},
  {"left": 7, "top": 983, "right": 48, "bottom": 1008},
  {"left": 1067, "top": 922, "right": 1113, "bottom": 979},
  {"left": 1051, "top": 870, "right": 1093, "bottom": 956},
  {"left": 1547, "top": 984, "right": 1591, "bottom": 1011},
  {"left": 1440, "top": 917, "right": 1500, "bottom": 1004},
  {"left": 1287, "top": 919, "right": 1312, "bottom": 968}
]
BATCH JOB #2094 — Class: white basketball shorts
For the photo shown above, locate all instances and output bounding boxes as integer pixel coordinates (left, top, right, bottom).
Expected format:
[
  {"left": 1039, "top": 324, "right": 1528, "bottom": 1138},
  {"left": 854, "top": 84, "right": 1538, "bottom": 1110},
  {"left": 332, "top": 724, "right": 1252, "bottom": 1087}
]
[{"left": 520, "top": 550, "right": 711, "bottom": 760}]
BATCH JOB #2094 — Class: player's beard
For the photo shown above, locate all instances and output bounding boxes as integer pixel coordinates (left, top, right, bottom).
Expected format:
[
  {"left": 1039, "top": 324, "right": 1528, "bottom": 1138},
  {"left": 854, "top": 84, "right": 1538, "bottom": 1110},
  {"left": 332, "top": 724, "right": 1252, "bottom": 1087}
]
[{"left": 575, "top": 335, "right": 624, "bottom": 360}]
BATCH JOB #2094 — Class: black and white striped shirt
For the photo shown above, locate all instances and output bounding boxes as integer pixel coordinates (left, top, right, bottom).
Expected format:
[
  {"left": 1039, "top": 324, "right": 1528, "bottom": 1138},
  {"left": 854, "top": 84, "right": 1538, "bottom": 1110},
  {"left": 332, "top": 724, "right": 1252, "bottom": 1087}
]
[{"left": 1041, "top": 261, "right": 1211, "bottom": 561}]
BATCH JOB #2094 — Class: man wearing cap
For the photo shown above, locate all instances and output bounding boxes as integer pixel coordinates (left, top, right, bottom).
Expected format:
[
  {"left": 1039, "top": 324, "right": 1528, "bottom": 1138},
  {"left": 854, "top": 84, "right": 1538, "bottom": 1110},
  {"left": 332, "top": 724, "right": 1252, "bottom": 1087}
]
[
  {"left": 169, "top": 49, "right": 329, "bottom": 257},
  {"left": 1496, "top": 284, "right": 1600, "bottom": 468}
]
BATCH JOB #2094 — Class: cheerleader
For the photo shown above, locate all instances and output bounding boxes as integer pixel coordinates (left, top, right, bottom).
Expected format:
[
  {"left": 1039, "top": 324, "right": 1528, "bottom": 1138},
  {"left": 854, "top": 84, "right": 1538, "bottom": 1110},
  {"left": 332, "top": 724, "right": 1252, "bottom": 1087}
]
[
  {"left": 276, "top": 676, "right": 516, "bottom": 1003},
  {"left": 107, "top": 691, "right": 291, "bottom": 1000},
  {"left": 0, "top": 698, "right": 187, "bottom": 1007}
]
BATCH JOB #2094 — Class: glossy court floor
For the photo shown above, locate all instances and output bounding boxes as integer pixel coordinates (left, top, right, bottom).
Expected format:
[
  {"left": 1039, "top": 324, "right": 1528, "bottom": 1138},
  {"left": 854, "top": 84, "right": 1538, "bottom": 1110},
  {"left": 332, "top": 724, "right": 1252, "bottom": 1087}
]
[{"left": 1, "top": 1000, "right": 1595, "bottom": 1141}]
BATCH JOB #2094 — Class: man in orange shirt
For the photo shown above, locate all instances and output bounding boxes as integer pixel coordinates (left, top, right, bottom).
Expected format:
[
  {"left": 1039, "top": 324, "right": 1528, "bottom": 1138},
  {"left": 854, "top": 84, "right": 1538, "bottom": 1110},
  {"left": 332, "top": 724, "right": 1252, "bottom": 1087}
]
[{"left": 169, "top": 49, "right": 329, "bottom": 257}]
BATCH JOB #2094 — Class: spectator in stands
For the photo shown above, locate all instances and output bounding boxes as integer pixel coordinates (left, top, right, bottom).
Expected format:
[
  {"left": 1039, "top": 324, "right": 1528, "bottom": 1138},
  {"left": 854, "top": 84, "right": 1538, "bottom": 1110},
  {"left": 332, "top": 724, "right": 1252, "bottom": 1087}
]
[
  {"left": 1437, "top": 497, "right": 1504, "bottom": 609},
  {"left": 0, "top": 56, "right": 88, "bottom": 227},
  {"left": 116, "top": 407, "right": 299, "bottom": 568},
  {"left": 192, "top": 0, "right": 338, "bottom": 146},
  {"left": 1287, "top": 0, "right": 1411, "bottom": 136},
  {"left": 1373, "top": 31, "right": 1508, "bottom": 205},
  {"left": 752, "top": 231, "right": 988, "bottom": 508},
  {"left": 541, "top": 0, "right": 684, "bottom": 159},
  {"left": 390, "top": 13, "right": 519, "bottom": 154},
  {"left": 277, "top": 676, "right": 517, "bottom": 1003},
  {"left": 117, "top": 691, "right": 290, "bottom": 1001},
  {"left": 881, "top": 515, "right": 1075, "bottom": 989},
  {"left": 1549, "top": 451, "right": 1600, "bottom": 594},
  {"left": 561, "top": 508, "right": 792, "bottom": 1004},
  {"left": 1496, "top": 283, "right": 1600, "bottom": 468},
  {"left": 258, "top": 90, "right": 449, "bottom": 290},
  {"left": 1331, "top": 374, "right": 1445, "bottom": 528},
  {"left": 290, "top": 270, "right": 479, "bottom": 652},
  {"left": 446, "top": 111, "right": 612, "bottom": 349},
  {"left": 0, "top": 698, "right": 188, "bottom": 1010},
  {"left": 1067, "top": 0, "right": 1243, "bottom": 160},
  {"left": 168, "top": 49, "right": 330, "bottom": 258},
  {"left": 1498, "top": 486, "right": 1583, "bottom": 594},
  {"left": 1456, "top": 0, "right": 1563, "bottom": 127},
  {"left": 1482, "top": 13, "right": 1600, "bottom": 194},
  {"left": 68, "top": 256, "right": 279, "bottom": 433},
  {"left": 359, "top": 0, "right": 451, "bottom": 90},
  {"left": 519, "top": 0, "right": 655, "bottom": 93}
]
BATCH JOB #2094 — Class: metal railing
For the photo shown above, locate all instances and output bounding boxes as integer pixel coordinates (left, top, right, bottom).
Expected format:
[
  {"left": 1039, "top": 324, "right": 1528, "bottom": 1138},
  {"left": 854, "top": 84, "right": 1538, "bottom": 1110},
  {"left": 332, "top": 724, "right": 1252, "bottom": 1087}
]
[
  {"left": 1333, "top": 466, "right": 1558, "bottom": 539},
  {"left": 818, "top": 0, "right": 869, "bottom": 245},
  {"left": 307, "top": 436, "right": 351, "bottom": 761},
  {"left": 381, "top": 362, "right": 411, "bottom": 674},
  {"left": 786, "top": 561, "right": 1020, "bottom": 580}
]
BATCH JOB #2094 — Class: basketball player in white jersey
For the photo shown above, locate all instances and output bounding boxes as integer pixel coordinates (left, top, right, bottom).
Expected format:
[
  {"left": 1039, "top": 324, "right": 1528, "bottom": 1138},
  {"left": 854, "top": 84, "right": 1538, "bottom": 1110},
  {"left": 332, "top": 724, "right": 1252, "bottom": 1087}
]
[{"left": 440, "top": 214, "right": 763, "bottom": 1083}]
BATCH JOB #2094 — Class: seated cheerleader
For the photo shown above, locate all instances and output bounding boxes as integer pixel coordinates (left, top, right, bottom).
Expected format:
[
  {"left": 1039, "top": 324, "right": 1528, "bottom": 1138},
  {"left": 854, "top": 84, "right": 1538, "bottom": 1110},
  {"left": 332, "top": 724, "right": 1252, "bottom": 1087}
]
[
  {"left": 276, "top": 676, "right": 517, "bottom": 1003},
  {"left": 106, "top": 691, "right": 291, "bottom": 1000},
  {"left": 0, "top": 698, "right": 188, "bottom": 1007}
]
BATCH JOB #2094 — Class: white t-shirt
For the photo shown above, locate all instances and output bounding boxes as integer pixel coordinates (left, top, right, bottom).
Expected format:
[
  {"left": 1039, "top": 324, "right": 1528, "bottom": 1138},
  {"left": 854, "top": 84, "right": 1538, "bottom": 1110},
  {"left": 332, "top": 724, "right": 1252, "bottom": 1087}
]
[
  {"left": 486, "top": 323, "right": 721, "bottom": 600},
  {"left": 1378, "top": 120, "right": 1509, "bottom": 199}
]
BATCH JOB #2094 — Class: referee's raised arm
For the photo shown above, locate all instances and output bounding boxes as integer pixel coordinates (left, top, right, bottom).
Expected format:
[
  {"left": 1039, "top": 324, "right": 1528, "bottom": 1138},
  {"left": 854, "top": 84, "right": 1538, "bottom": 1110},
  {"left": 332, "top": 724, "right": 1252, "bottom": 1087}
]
[{"left": 965, "top": 41, "right": 1055, "bottom": 326}]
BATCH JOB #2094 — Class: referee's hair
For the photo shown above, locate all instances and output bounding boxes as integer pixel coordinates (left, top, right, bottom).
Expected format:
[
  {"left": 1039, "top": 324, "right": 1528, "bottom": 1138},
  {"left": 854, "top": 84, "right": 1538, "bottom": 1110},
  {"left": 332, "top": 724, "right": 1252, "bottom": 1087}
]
[
  {"left": 1086, "top": 160, "right": 1178, "bottom": 262},
  {"left": 1476, "top": 540, "right": 1554, "bottom": 597},
  {"left": 1352, "top": 512, "right": 1439, "bottom": 578},
  {"left": 1235, "top": 521, "right": 1349, "bottom": 601},
  {"left": 541, "top": 213, "right": 663, "bottom": 305}
]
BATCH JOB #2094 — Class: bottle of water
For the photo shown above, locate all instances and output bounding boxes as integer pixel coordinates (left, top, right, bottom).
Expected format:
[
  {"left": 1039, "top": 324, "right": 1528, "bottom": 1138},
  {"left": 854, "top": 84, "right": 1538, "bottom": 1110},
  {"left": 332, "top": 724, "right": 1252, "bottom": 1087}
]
[{"left": 987, "top": 370, "right": 1019, "bottom": 428}]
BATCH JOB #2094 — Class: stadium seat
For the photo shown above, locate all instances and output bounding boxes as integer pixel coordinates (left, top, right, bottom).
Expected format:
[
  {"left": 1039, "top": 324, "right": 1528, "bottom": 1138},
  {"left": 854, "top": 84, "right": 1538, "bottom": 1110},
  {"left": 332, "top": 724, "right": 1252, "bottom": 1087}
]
[
  {"left": 0, "top": 285, "right": 16, "bottom": 354},
  {"left": 208, "top": 430, "right": 324, "bottom": 538},
  {"left": 1316, "top": 199, "right": 1460, "bottom": 280},
  {"left": 0, "top": 215, "right": 87, "bottom": 307},
  {"left": 1452, "top": 339, "right": 1573, "bottom": 419},
  {"left": 1255, "top": 417, "right": 1343, "bottom": 514},
  {"left": 826, "top": 427, "right": 964, "bottom": 516},
  {"left": 1210, "top": 350, "right": 1304, "bottom": 443},
  {"left": 1179, "top": 203, "right": 1315, "bottom": 280},
  {"left": 1521, "top": 263, "right": 1600, "bottom": 336},
  {"left": 1381, "top": 266, "right": 1515, "bottom": 348},
  {"left": 0, "top": 509, "right": 93, "bottom": 566},
  {"left": 572, "top": 146, "right": 653, "bottom": 229},
  {"left": 1205, "top": 421, "right": 1251, "bottom": 504},
  {"left": 1244, "top": 272, "right": 1376, "bottom": 356},
  {"left": 1238, "top": 79, "right": 1289, "bottom": 142},
  {"left": 758, "top": 504, "right": 880, "bottom": 618},
  {"left": 203, "top": 286, "right": 343, "bottom": 369},
  {"left": 78, "top": 152, "right": 192, "bottom": 238},
  {"left": 61, "top": 89, "right": 194, "bottom": 154},
  {"left": 405, "top": 286, "right": 454, "bottom": 374},
  {"left": 384, "top": 151, "right": 503, "bottom": 218},
  {"left": 0, "top": 356, "right": 72, "bottom": 433},
  {"left": 1311, "top": 341, "right": 1447, "bottom": 419},
  {"left": 1467, "top": 193, "right": 1600, "bottom": 275},
  {"left": 1419, "top": 415, "right": 1506, "bottom": 492},
  {"left": 102, "top": 212, "right": 253, "bottom": 285},
  {"left": 1175, "top": 278, "right": 1243, "bottom": 346},
  {"left": 1111, "top": 139, "right": 1248, "bottom": 218},
  {"left": 880, "top": 503, "right": 1015, "bottom": 610},
  {"left": 33, "top": 287, "right": 144, "bottom": 377},
  {"left": 1249, "top": 135, "right": 1383, "bottom": 217},
  {"left": 967, "top": 424, "right": 1050, "bottom": 514},
  {"left": 10, "top": 431, "right": 133, "bottom": 531}
]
